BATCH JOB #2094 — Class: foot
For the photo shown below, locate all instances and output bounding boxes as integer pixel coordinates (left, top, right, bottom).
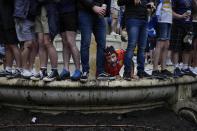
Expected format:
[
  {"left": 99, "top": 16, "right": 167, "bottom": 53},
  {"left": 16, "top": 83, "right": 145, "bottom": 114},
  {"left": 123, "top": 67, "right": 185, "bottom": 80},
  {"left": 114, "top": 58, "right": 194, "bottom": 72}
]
[
  {"left": 161, "top": 69, "right": 173, "bottom": 77},
  {"left": 71, "top": 69, "right": 81, "bottom": 81},
  {"left": 152, "top": 70, "right": 166, "bottom": 80},
  {"left": 181, "top": 68, "right": 196, "bottom": 77},
  {"left": 137, "top": 71, "right": 151, "bottom": 78},
  {"left": 21, "top": 69, "right": 32, "bottom": 79},
  {"left": 31, "top": 68, "right": 47, "bottom": 81},
  {"left": 173, "top": 68, "right": 184, "bottom": 78},
  {"left": 97, "top": 72, "right": 116, "bottom": 81},
  {"left": 43, "top": 69, "right": 59, "bottom": 82},
  {"left": 60, "top": 68, "right": 70, "bottom": 80},
  {"left": 7, "top": 68, "right": 22, "bottom": 79},
  {"left": 80, "top": 72, "right": 89, "bottom": 83},
  {"left": 123, "top": 72, "right": 131, "bottom": 81}
]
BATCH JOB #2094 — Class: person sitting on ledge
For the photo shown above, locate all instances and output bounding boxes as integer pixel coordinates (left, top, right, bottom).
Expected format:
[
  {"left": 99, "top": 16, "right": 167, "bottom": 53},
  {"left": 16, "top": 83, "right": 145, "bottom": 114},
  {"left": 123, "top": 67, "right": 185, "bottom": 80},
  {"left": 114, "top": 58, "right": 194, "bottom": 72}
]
[{"left": 104, "top": 46, "right": 137, "bottom": 80}]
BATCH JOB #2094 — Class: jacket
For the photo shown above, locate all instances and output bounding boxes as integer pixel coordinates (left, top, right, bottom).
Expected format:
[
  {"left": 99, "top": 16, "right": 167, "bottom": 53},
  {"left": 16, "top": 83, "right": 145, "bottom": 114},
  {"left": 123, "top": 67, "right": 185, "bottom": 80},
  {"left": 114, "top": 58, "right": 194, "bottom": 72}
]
[{"left": 117, "top": 0, "right": 154, "bottom": 20}]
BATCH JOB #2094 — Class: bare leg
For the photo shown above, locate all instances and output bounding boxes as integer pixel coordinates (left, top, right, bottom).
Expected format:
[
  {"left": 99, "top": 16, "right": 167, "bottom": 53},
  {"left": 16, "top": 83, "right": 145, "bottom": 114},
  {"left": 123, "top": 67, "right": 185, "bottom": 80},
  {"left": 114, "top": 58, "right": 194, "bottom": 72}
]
[
  {"left": 153, "top": 41, "right": 164, "bottom": 71},
  {"left": 43, "top": 34, "right": 58, "bottom": 68},
  {"left": 29, "top": 40, "right": 37, "bottom": 70},
  {"left": 9, "top": 44, "right": 22, "bottom": 68},
  {"left": 182, "top": 52, "right": 190, "bottom": 67},
  {"left": 38, "top": 33, "right": 48, "bottom": 68},
  {"left": 62, "top": 31, "right": 80, "bottom": 70},
  {"left": 161, "top": 40, "right": 169, "bottom": 70},
  {"left": 61, "top": 32, "right": 71, "bottom": 71},
  {"left": 5, "top": 45, "right": 14, "bottom": 68},
  {"left": 21, "top": 40, "right": 33, "bottom": 70}
]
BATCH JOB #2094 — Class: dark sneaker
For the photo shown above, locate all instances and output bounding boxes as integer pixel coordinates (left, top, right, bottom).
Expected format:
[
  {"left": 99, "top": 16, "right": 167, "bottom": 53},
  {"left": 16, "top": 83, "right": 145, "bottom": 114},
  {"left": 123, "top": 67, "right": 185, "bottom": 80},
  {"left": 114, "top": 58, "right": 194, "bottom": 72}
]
[
  {"left": 137, "top": 71, "right": 151, "bottom": 78},
  {"left": 152, "top": 70, "right": 166, "bottom": 80},
  {"left": 97, "top": 72, "right": 116, "bottom": 81},
  {"left": 60, "top": 68, "right": 70, "bottom": 80},
  {"left": 71, "top": 69, "right": 81, "bottom": 81},
  {"left": 31, "top": 69, "right": 47, "bottom": 81},
  {"left": 123, "top": 72, "right": 131, "bottom": 81},
  {"left": 121, "top": 35, "right": 127, "bottom": 42},
  {"left": 0, "top": 69, "right": 12, "bottom": 77},
  {"left": 7, "top": 68, "right": 21, "bottom": 79},
  {"left": 181, "top": 68, "right": 196, "bottom": 77},
  {"left": 80, "top": 72, "right": 89, "bottom": 83},
  {"left": 174, "top": 68, "right": 184, "bottom": 78},
  {"left": 161, "top": 69, "right": 173, "bottom": 77},
  {"left": 43, "top": 69, "right": 59, "bottom": 82}
]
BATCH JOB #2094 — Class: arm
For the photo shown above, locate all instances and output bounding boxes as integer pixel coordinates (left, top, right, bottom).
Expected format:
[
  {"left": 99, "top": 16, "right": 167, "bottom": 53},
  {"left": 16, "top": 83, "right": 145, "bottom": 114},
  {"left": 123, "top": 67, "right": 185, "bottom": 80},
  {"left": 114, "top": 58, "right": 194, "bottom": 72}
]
[
  {"left": 78, "top": 0, "right": 94, "bottom": 9},
  {"left": 117, "top": 0, "right": 130, "bottom": 6}
]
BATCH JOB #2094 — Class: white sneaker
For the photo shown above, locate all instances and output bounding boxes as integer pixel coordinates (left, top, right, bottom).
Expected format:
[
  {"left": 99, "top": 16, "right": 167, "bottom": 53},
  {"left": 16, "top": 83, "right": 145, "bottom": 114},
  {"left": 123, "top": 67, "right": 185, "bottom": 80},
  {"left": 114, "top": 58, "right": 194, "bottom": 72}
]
[
  {"left": 22, "top": 69, "right": 32, "bottom": 79},
  {"left": 31, "top": 68, "right": 37, "bottom": 76},
  {"left": 190, "top": 67, "right": 197, "bottom": 75},
  {"left": 110, "top": 32, "right": 117, "bottom": 36}
]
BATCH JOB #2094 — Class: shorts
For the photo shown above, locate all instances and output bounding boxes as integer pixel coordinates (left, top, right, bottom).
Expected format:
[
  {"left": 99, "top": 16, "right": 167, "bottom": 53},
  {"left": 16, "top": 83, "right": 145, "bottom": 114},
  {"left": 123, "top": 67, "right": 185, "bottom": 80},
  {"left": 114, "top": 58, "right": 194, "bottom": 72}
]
[
  {"left": 111, "top": 8, "right": 119, "bottom": 19},
  {"left": 193, "top": 22, "right": 197, "bottom": 39},
  {"left": 169, "top": 23, "right": 193, "bottom": 52},
  {"left": 0, "top": 26, "right": 18, "bottom": 44},
  {"left": 157, "top": 23, "right": 172, "bottom": 41},
  {"left": 35, "top": 7, "right": 49, "bottom": 34},
  {"left": 15, "top": 19, "right": 35, "bottom": 42},
  {"left": 59, "top": 12, "right": 77, "bottom": 33}
]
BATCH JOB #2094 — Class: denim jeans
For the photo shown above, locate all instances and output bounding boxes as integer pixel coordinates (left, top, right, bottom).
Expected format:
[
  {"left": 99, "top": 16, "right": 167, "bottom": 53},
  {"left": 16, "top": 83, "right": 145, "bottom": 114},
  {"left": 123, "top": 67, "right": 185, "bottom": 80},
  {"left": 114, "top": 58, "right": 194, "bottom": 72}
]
[
  {"left": 157, "top": 23, "right": 172, "bottom": 41},
  {"left": 124, "top": 18, "right": 148, "bottom": 73},
  {"left": 79, "top": 11, "right": 106, "bottom": 74}
]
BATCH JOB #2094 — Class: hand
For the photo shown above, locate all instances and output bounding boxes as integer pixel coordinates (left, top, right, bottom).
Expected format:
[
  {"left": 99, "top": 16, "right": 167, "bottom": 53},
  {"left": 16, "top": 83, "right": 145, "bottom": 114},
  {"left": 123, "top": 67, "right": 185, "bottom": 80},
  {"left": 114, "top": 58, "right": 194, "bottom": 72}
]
[
  {"left": 92, "top": 6, "right": 106, "bottom": 16},
  {"left": 181, "top": 12, "right": 190, "bottom": 19},
  {"left": 134, "top": 0, "right": 141, "bottom": 5},
  {"left": 146, "top": 2, "right": 155, "bottom": 10}
]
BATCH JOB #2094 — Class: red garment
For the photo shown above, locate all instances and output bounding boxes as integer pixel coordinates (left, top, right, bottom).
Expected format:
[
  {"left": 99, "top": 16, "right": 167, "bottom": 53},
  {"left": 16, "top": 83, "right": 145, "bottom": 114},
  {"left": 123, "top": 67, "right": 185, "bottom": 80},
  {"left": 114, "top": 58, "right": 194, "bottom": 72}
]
[{"left": 105, "top": 49, "right": 125, "bottom": 76}]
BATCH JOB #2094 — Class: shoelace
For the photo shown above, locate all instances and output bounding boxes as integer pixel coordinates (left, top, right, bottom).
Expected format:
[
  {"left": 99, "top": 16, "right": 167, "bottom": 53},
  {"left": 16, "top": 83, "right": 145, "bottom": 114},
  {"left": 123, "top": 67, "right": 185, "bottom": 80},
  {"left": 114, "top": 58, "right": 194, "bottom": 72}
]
[{"left": 82, "top": 72, "right": 88, "bottom": 77}]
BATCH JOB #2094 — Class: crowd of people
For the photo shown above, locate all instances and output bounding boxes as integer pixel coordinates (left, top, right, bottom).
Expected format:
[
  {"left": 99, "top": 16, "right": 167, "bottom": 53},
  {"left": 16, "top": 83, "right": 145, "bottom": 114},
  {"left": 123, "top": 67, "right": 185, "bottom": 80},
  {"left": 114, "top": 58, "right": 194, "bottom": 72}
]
[{"left": 0, "top": 0, "right": 196, "bottom": 83}]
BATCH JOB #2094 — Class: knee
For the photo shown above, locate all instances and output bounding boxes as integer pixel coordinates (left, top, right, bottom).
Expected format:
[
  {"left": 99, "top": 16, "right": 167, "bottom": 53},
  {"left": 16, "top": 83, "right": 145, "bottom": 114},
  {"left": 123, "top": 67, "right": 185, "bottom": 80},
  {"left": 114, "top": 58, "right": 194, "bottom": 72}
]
[
  {"left": 24, "top": 41, "right": 33, "bottom": 50},
  {"left": 43, "top": 40, "right": 53, "bottom": 49}
]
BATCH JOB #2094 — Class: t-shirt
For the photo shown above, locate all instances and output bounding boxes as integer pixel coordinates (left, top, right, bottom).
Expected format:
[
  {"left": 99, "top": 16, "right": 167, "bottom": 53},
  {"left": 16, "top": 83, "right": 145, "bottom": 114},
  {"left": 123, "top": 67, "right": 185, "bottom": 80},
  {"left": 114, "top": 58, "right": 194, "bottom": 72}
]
[
  {"left": 111, "top": 0, "right": 120, "bottom": 10},
  {"left": 157, "top": 0, "right": 172, "bottom": 23},
  {"left": 105, "top": 49, "right": 125, "bottom": 76},
  {"left": 58, "top": 0, "right": 76, "bottom": 13},
  {"left": 172, "top": 0, "right": 192, "bottom": 24}
]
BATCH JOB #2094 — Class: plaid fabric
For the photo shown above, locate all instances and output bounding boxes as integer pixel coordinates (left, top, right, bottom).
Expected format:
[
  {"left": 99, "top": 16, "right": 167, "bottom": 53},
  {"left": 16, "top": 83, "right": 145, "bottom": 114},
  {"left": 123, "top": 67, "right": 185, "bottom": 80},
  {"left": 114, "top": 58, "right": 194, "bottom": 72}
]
[
  {"left": 105, "top": 49, "right": 125, "bottom": 76},
  {"left": 170, "top": 23, "right": 193, "bottom": 52},
  {"left": 193, "top": 22, "right": 197, "bottom": 39}
]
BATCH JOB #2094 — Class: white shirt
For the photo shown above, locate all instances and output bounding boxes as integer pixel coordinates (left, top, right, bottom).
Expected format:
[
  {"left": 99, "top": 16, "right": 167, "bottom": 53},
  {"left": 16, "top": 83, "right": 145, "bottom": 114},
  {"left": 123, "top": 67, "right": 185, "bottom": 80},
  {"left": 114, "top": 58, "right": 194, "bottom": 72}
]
[{"left": 156, "top": 0, "right": 173, "bottom": 24}]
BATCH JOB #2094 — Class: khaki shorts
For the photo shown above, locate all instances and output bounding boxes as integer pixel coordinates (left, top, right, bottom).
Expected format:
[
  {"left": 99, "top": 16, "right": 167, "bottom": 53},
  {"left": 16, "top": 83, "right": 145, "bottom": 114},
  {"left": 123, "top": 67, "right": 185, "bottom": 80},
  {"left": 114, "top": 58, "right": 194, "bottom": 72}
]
[
  {"left": 111, "top": 8, "right": 119, "bottom": 19},
  {"left": 35, "top": 7, "right": 49, "bottom": 34}
]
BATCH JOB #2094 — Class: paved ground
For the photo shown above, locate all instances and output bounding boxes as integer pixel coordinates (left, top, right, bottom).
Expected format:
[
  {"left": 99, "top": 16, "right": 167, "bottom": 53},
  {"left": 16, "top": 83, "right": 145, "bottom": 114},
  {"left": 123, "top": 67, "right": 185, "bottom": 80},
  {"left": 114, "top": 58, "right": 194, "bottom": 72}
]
[{"left": 0, "top": 107, "right": 196, "bottom": 131}]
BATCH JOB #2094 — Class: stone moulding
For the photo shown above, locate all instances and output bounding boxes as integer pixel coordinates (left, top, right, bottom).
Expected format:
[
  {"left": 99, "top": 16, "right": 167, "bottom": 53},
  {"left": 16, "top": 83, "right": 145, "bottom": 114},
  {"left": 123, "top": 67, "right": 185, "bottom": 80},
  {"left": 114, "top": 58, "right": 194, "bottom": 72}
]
[{"left": 0, "top": 76, "right": 196, "bottom": 114}]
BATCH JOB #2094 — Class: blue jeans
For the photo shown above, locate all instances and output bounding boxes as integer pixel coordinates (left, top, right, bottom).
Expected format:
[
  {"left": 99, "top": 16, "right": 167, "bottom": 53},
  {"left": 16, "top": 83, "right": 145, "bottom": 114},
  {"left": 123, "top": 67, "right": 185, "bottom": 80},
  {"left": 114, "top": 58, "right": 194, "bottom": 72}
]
[
  {"left": 157, "top": 23, "right": 172, "bottom": 41},
  {"left": 79, "top": 11, "right": 106, "bottom": 74},
  {"left": 124, "top": 19, "right": 148, "bottom": 73}
]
